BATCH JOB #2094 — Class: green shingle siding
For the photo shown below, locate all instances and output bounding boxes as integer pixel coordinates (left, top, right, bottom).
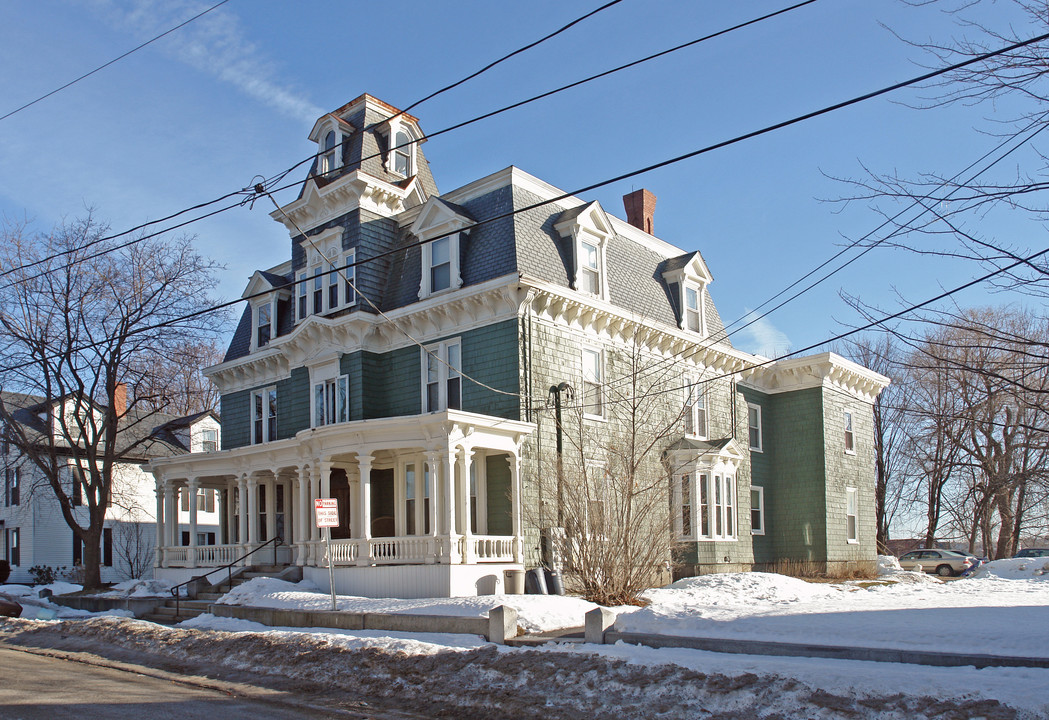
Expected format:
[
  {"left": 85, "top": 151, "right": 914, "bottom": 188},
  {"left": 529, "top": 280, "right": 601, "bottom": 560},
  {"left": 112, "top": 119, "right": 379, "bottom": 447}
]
[
  {"left": 276, "top": 368, "right": 310, "bottom": 439},
  {"left": 220, "top": 390, "right": 250, "bottom": 450},
  {"left": 461, "top": 320, "right": 519, "bottom": 420},
  {"left": 362, "top": 347, "right": 419, "bottom": 418}
]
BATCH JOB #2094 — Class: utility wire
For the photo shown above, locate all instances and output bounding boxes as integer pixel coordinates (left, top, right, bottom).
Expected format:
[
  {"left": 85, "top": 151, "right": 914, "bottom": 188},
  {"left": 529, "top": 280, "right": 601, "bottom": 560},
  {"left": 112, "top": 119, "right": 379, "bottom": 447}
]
[
  {"left": 0, "top": 0, "right": 232, "bottom": 123},
  {"left": 0, "top": 0, "right": 819, "bottom": 286},
  {"left": 3, "top": 29, "right": 1049, "bottom": 379}
]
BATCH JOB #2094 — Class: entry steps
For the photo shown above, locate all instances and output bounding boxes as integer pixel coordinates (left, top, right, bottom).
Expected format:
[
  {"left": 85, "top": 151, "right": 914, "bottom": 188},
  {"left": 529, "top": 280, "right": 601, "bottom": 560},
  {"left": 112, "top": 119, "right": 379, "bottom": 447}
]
[{"left": 140, "top": 565, "right": 288, "bottom": 625}]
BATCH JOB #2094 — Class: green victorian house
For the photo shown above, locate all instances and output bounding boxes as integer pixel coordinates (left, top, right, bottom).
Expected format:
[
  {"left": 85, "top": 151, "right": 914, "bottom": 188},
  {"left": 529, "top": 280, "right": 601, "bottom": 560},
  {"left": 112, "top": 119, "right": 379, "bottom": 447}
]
[{"left": 149, "top": 94, "right": 888, "bottom": 597}]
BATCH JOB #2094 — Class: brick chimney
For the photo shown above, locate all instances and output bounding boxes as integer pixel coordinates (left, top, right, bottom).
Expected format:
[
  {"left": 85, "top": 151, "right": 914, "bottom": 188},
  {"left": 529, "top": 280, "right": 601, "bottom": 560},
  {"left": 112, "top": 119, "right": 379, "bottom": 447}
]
[
  {"left": 623, "top": 189, "right": 656, "bottom": 234},
  {"left": 113, "top": 383, "right": 127, "bottom": 417}
]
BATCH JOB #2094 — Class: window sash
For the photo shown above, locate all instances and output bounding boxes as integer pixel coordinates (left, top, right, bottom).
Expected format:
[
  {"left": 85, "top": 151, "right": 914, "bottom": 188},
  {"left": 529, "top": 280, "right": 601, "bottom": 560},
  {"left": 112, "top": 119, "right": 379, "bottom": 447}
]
[
  {"left": 680, "top": 474, "right": 692, "bottom": 538},
  {"left": 297, "top": 272, "right": 307, "bottom": 320},
  {"left": 751, "top": 487, "right": 764, "bottom": 534},
  {"left": 582, "top": 348, "right": 603, "bottom": 416},
  {"left": 430, "top": 236, "right": 451, "bottom": 292},
  {"left": 256, "top": 303, "right": 271, "bottom": 347},
  {"left": 748, "top": 404, "right": 762, "bottom": 451},
  {"left": 844, "top": 411, "right": 855, "bottom": 452},
  {"left": 685, "top": 286, "right": 701, "bottom": 332},
  {"left": 344, "top": 251, "right": 356, "bottom": 306},
  {"left": 423, "top": 341, "right": 461, "bottom": 412},
  {"left": 846, "top": 488, "right": 858, "bottom": 542},
  {"left": 312, "top": 267, "right": 323, "bottom": 314},
  {"left": 314, "top": 375, "right": 349, "bottom": 427}
]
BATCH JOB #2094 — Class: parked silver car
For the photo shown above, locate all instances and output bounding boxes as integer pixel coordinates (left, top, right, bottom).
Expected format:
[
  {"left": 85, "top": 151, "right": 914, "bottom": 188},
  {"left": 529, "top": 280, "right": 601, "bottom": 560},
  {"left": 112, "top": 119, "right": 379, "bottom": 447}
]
[
  {"left": 898, "top": 549, "right": 975, "bottom": 577},
  {"left": 1014, "top": 548, "right": 1049, "bottom": 558}
]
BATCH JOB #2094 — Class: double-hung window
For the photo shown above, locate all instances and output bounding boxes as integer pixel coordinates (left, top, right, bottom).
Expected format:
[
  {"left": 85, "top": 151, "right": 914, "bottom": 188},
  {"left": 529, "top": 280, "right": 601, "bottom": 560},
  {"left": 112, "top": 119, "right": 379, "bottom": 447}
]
[
  {"left": 748, "top": 403, "right": 763, "bottom": 452},
  {"left": 343, "top": 249, "right": 356, "bottom": 306},
  {"left": 252, "top": 387, "right": 277, "bottom": 444},
  {"left": 313, "top": 375, "right": 349, "bottom": 427},
  {"left": 201, "top": 428, "right": 217, "bottom": 452},
  {"left": 297, "top": 272, "right": 308, "bottom": 320},
  {"left": 319, "top": 130, "right": 338, "bottom": 176},
  {"left": 846, "top": 487, "right": 858, "bottom": 543},
  {"left": 5, "top": 467, "right": 18, "bottom": 506},
  {"left": 429, "top": 236, "right": 452, "bottom": 293},
  {"left": 256, "top": 302, "right": 272, "bottom": 348},
  {"left": 393, "top": 129, "right": 413, "bottom": 176},
  {"left": 677, "top": 474, "right": 693, "bottom": 539},
  {"left": 684, "top": 284, "right": 703, "bottom": 333},
  {"left": 423, "top": 340, "right": 461, "bottom": 412},
  {"left": 312, "top": 267, "right": 323, "bottom": 315},
  {"left": 751, "top": 487, "right": 765, "bottom": 535},
  {"left": 581, "top": 347, "right": 604, "bottom": 419},
  {"left": 327, "top": 256, "right": 340, "bottom": 310},
  {"left": 6, "top": 528, "right": 19, "bottom": 566},
  {"left": 844, "top": 410, "right": 855, "bottom": 453},
  {"left": 579, "top": 240, "right": 601, "bottom": 295},
  {"left": 684, "top": 380, "right": 706, "bottom": 438}
]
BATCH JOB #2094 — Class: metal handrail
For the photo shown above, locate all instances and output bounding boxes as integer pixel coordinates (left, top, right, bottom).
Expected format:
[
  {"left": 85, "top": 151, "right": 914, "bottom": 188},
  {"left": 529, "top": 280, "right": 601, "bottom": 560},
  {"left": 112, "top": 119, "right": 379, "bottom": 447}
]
[{"left": 169, "top": 536, "right": 284, "bottom": 618}]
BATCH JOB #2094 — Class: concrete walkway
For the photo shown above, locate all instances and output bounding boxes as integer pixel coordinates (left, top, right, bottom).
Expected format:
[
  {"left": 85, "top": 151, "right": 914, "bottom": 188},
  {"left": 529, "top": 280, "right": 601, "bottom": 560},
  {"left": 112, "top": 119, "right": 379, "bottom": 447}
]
[{"left": 510, "top": 626, "right": 1049, "bottom": 670}]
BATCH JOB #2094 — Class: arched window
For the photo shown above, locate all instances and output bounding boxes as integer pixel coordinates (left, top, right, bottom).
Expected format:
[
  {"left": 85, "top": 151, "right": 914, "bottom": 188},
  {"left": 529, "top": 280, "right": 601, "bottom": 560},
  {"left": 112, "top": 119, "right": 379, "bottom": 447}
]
[
  {"left": 393, "top": 129, "right": 413, "bottom": 176},
  {"left": 320, "top": 130, "right": 337, "bottom": 176}
]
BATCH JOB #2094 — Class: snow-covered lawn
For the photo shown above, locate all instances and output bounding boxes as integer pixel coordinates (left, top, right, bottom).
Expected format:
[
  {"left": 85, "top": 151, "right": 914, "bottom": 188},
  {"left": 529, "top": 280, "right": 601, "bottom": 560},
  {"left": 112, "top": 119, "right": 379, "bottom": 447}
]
[{"left": 3, "top": 557, "right": 1048, "bottom": 717}]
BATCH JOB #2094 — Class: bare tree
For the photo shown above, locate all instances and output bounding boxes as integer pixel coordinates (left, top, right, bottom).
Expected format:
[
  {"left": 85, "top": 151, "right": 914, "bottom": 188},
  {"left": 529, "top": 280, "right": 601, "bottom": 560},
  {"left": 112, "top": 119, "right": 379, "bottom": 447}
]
[
  {"left": 113, "top": 522, "right": 155, "bottom": 581},
  {"left": 0, "top": 216, "right": 226, "bottom": 589},
  {"left": 538, "top": 331, "right": 681, "bottom": 606}
]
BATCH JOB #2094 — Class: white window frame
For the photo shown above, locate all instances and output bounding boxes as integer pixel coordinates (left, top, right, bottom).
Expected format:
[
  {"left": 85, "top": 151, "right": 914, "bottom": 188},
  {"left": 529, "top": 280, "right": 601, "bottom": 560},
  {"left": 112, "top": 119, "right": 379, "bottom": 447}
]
[
  {"left": 747, "top": 403, "right": 763, "bottom": 452},
  {"left": 391, "top": 127, "right": 415, "bottom": 177},
  {"left": 581, "top": 346, "right": 604, "bottom": 420},
  {"left": 342, "top": 248, "right": 357, "bottom": 308},
  {"left": 297, "top": 229, "right": 355, "bottom": 322},
  {"left": 318, "top": 127, "right": 340, "bottom": 177},
  {"left": 422, "top": 339, "right": 462, "bottom": 413},
  {"left": 683, "top": 282, "right": 706, "bottom": 334},
  {"left": 693, "top": 471, "right": 738, "bottom": 541},
  {"left": 312, "top": 374, "right": 349, "bottom": 427},
  {"left": 574, "top": 231, "right": 608, "bottom": 299},
  {"left": 846, "top": 487, "right": 859, "bottom": 543},
  {"left": 675, "top": 472, "right": 695, "bottom": 540},
  {"left": 200, "top": 427, "right": 217, "bottom": 453},
  {"left": 684, "top": 379, "right": 707, "bottom": 439},
  {"left": 251, "top": 387, "right": 277, "bottom": 444},
  {"left": 843, "top": 410, "right": 855, "bottom": 454},
  {"left": 420, "top": 233, "right": 462, "bottom": 298},
  {"left": 251, "top": 297, "right": 277, "bottom": 351},
  {"left": 751, "top": 486, "right": 765, "bottom": 535}
]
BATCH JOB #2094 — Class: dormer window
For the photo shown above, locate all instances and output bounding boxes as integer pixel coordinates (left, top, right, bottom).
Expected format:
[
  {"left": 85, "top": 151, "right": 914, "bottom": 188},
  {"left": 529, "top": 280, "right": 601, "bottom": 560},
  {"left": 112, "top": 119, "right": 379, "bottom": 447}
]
[
  {"left": 684, "top": 284, "right": 704, "bottom": 334},
  {"left": 319, "top": 130, "right": 339, "bottom": 176},
  {"left": 410, "top": 197, "right": 473, "bottom": 300},
  {"left": 393, "top": 129, "right": 414, "bottom": 176},
  {"left": 554, "top": 201, "right": 613, "bottom": 301},
  {"left": 256, "top": 302, "right": 272, "bottom": 348},
  {"left": 580, "top": 241, "right": 601, "bottom": 295},
  {"left": 662, "top": 252, "right": 714, "bottom": 337},
  {"left": 430, "top": 236, "right": 451, "bottom": 292}
]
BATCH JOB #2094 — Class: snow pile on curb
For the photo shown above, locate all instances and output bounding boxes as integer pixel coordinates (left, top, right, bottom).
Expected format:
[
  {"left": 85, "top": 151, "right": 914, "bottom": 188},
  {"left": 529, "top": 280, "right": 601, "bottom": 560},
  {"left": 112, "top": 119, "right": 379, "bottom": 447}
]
[
  {"left": 93, "top": 578, "right": 176, "bottom": 598},
  {"left": 0, "top": 582, "right": 133, "bottom": 620},
  {"left": 216, "top": 577, "right": 598, "bottom": 632},
  {"left": 972, "top": 557, "right": 1049, "bottom": 580}
]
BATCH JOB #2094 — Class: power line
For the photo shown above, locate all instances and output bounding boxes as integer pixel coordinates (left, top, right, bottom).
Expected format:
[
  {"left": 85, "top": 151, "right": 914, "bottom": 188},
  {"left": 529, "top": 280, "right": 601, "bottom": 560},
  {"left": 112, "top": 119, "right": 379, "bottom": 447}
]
[
  {"left": 0, "top": 0, "right": 819, "bottom": 287},
  {"left": 4, "top": 29, "right": 1049, "bottom": 382},
  {"left": 0, "top": 0, "right": 232, "bottom": 123}
]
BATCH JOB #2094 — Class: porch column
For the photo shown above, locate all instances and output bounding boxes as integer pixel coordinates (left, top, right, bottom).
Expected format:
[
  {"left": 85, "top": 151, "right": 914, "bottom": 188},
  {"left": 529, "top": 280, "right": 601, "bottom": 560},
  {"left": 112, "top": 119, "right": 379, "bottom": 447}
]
[
  {"left": 425, "top": 452, "right": 439, "bottom": 564},
  {"left": 154, "top": 479, "right": 165, "bottom": 567},
  {"left": 459, "top": 448, "right": 474, "bottom": 564},
  {"left": 296, "top": 465, "right": 308, "bottom": 566},
  {"left": 509, "top": 452, "right": 523, "bottom": 563},
  {"left": 443, "top": 448, "right": 460, "bottom": 563},
  {"left": 237, "top": 474, "right": 248, "bottom": 552},
  {"left": 164, "top": 481, "right": 177, "bottom": 549},
  {"left": 187, "top": 477, "right": 199, "bottom": 568},
  {"left": 309, "top": 463, "right": 322, "bottom": 564},
  {"left": 246, "top": 475, "right": 259, "bottom": 548},
  {"left": 356, "top": 452, "right": 373, "bottom": 567},
  {"left": 265, "top": 473, "right": 277, "bottom": 545},
  {"left": 223, "top": 481, "right": 234, "bottom": 544}
]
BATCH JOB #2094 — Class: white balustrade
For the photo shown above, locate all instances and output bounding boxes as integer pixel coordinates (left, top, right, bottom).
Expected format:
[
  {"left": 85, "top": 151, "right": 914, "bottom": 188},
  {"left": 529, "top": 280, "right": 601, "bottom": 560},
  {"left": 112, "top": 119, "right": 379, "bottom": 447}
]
[
  {"left": 164, "top": 546, "right": 189, "bottom": 566},
  {"left": 469, "top": 535, "right": 516, "bottom": 562},
  {"left": 194, "top": 544, "right": 240, "bottom": 567},
  {"left": 327, "top": 539, "right": 358, "bottom": 565}
]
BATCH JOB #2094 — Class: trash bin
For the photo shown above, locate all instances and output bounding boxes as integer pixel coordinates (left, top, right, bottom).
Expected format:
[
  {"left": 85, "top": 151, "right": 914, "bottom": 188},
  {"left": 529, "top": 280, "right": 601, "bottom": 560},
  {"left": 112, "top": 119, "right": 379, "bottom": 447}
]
[
  {"left": 524, "top": 567, "right": 548, "bottom": 594},
  {"left": 503, "top": 569, "right": 525, "bottom": 594},
  {"left": 544, "top": 568, "right": 565, "bottom": 596}
]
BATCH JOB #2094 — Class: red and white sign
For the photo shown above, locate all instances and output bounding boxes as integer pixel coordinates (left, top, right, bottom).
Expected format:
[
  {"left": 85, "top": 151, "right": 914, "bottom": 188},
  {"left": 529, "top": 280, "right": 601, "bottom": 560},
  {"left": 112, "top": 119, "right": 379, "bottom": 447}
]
[{"left": 314, "top": 498, "right": 339, "bottom": 528}]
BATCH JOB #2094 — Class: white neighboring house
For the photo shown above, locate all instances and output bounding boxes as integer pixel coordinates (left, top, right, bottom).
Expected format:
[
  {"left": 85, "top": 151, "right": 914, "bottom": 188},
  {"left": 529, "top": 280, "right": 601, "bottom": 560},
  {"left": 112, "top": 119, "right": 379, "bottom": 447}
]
[{"left": 0, "top": 391, "right": 220, "bottom": 584}]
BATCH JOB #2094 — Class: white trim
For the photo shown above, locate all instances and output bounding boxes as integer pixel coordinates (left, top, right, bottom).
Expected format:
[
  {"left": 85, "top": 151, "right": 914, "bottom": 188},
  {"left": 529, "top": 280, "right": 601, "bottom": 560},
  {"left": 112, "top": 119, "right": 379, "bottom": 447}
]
[
  {"left": 750, "top": 485, "right": 765, "bottom": 535},
  {"left": 422, "top": 338, "right": 462, "bottom": 413},
  {"left": 846, "top": 486, "right": 859, "bottom": 543},
  {"left": 580, "top": 345, "right": 605, "bottom": 420},
  {"left": 747, "top": 403, "right": 763, "bottom": 453},
  {"left": 251, "top": 387, "right": 277, "bottom": 444},
  {"left": 843, "top": 409, "right": 856, "bottom": 455}
]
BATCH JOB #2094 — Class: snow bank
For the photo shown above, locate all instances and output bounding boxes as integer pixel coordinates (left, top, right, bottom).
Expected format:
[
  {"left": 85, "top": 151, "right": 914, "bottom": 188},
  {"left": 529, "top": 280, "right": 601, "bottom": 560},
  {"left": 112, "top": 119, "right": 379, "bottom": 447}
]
[
  {"left": 877, "top": 554, "right": 901, "bottom": 574},
  {"left": 972, "top": 557, "right": 1049, "bottom": 580},
  {"left": 93, "top": 578, "right": 176, "bottom": 598},
  {"left": 217, "top": 577, "right": 598, "bottom": 633},
  {"left": 0, "top": 582, "right": 82, "bottom": 598}
]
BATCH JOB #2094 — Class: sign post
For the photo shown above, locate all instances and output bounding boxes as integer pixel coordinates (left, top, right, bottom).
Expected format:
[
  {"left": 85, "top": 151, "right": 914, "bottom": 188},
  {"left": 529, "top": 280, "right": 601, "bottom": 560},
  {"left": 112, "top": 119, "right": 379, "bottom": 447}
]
[{"left": 314, "top": 498, "right": 339, "bottom": 611}]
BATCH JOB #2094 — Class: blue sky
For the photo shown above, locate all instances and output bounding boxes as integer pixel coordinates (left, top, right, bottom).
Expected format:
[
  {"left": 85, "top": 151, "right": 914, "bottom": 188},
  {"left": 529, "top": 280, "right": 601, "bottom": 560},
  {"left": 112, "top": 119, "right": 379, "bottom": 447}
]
[{"left": 0, "top": 0, "right": 1042, "bottom": 357}]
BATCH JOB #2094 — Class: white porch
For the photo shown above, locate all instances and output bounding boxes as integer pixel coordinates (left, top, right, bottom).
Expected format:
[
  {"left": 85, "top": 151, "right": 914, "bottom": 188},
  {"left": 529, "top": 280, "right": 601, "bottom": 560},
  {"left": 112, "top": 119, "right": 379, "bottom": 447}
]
[{"left": 149, "top": 410, "right": 533, "bottom": 597}]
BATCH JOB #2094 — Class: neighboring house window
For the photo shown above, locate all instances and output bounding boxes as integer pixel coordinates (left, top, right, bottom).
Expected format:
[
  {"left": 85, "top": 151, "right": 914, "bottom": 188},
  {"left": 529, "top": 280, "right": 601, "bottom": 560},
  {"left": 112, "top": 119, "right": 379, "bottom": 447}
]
[
  {"left": 73, "top": 533, "right": 82, "bottom": 565},
  {"left": 5, "top": 467, "right": 18, "bottom": 506},
  {"left": 844, "top": 410, "right": 855, "bottom": 453},
  {"left": 6, "top": 528, "right": 19, "bottom": 566},
  {"left": 579, "top": 240, "right": 601, "bottom": 295},
  {"left": 314, "top": 375, "right": 349, "bottom": 427},
  {"left": 252, "top": 388, "right": 277, "bottom": 444},
  {"left": 684, "top": 284, "right": 704, "bottom": 333},
  {"left": 751, "top": 486, "right": 765, "bottom": 535},
  {"left": 319, "top": 129, "right": 338, "bottom": 176},
  {"left": 581, "top": 347, "right": 604, "bottom": 419},
  {"left": 846, "top": 487, "right": 858, "bottom": 543},
  {"left": 201, "top": 428, "right": 217, "bottom": 453},
  {"left": 683, "top": 380, "right": 707, "bottom": 438},
  {"left": 197, "top": 532, "right": 216, "bottom": 546},
  {"left": 748, "top": 403, "right": 763, "bottom": 452},
  {"left": 197, "top": 489, "right": 216, "bottom": 513},
  {"left": 392, "top": 129, "right": 414, "bottom": 176},
  {"left": 70, "top": 465, "right": 83, "bottom": 507},
  {"left": 423, "top": 340, "right": 461, "bottom": 412}
]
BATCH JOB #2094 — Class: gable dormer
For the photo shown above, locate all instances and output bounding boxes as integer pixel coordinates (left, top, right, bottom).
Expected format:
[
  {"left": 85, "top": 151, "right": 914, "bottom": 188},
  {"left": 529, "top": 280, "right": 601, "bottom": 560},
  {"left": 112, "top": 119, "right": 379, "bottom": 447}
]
[
  {"left": 554, "top": 201, "right": 614, "bottom": 300},
  {"left": 379, "top": 113, "right": 423, "bottom": 180},
  {"left": 661, "top": 252, "right": 713, "bottom": 336},
  {"left": 410, "top": 197, "right": 474, "bottom": 299},
  {"left": 308, "top": 113, "right": 356, "bottom": 180},
  {"left": 242, "top": 270, "right": 291, "bottom": 351}
]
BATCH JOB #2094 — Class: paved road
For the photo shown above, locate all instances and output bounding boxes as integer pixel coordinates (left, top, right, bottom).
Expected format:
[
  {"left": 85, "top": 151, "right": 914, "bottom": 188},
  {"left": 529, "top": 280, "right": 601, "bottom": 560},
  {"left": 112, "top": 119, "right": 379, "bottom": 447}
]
[{"left": 0, "top": 644, "right": 352, "bottom": 719}]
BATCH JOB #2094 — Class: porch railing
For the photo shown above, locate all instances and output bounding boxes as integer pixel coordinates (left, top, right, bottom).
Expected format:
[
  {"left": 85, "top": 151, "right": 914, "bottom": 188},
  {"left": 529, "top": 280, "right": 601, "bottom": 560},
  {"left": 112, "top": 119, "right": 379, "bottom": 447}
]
[
  {"left": 324, "top": 535, "right": 515, "bottom": 566},
  {"left": 163, "top": 543, "right": 242, "bottom": 568}
]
